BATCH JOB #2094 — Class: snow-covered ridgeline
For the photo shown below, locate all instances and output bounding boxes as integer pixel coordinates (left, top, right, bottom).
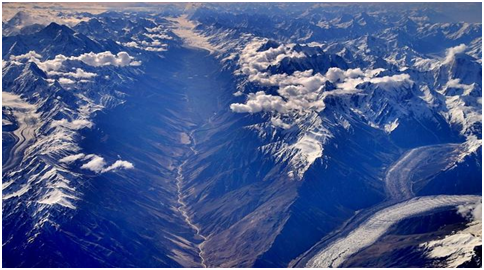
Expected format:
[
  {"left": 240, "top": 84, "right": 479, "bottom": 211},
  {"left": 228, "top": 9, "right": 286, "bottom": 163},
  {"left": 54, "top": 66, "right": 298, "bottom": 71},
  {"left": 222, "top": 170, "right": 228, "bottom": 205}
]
[
  {"left": 228, "top": 39, "right": 422, "bottom": 178},
  {"left": 412, "top": 44, "right": 482, "bottom": 141},
  {"left": 223, "top": 37, "right": 482, "bottom": 179},
  {"left": 2, "top": 50, "right": 139, "bottom": 214}
]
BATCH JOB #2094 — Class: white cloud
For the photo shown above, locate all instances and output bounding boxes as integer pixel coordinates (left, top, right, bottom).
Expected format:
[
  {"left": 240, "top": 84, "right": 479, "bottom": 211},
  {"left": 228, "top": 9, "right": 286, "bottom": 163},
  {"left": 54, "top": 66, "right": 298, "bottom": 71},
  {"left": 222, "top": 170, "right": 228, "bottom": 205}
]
[
  {"left": 237, "top": 39, "right": 305, "bottom": 79},
  {"left": 123, "top": 41, "right": 140, "bottom": 48},
  {"left": 325, "top": 69, "right": 412, "bottom": 92},
  {"left": 473, "top": 203, "right": 482, "bottom": 221},
  {"left": 230, "top": 69, "right": 327, "bottom": 115},
  {"left": 325, "top": 67, "right": 346, "bottom": 83},
  {"left": 231, "top": 40, "right": 412, "bottom": 119},
  {"left": 8, "top": 51, "right": 141, "bottom": 73},
  {"left": 103, "top": 160, "right": 134, "bottom": 172},
  {"left": 233, "top": 91, "right": 243, "bottom": 97},
  {"left": 58, "top": 77, "right": 75, "bottom": 84},
  {"left": 80, "top": 155, "right": 134, "bottom": 174},
  {"left": 144, "top": 33, "right": 173, "bottom": 40},
  {"left": 37, "top": 54, "right": 67, "bottom": 71},
  {"left": 230, "top": 91, "right": 288, "bottom": 114},
  {"left": 145, "top": 46, "right": 167, "bottom": 52},
  {"left": 443, "top": 44, "right": 467, "bottom": 65},
  {"left": 123, "top": 41, "right": 167, "bottom": 52},
  {"left": 145, "top": 26, "right": 173, "bottom": 42},
  {"left": 9, "top": 51, "right": 42, "bottom": 62},
  {"left": 123, "top": 32, "right": 169, "bottom": 52},
  {"left": 59, "top": 153, "right": 86, "bottom": 163},
  {"left": 80, "top": 155, "right": 106, "bottom": 173},
  {"left": 75, "top": 51, "right": 139, "bottom": 67},
  {"left": 344, "top": 68, "right": 365, "bottom": 78},
  {"left": 326, "top": 67, "right": 382, "bottom": 84}
]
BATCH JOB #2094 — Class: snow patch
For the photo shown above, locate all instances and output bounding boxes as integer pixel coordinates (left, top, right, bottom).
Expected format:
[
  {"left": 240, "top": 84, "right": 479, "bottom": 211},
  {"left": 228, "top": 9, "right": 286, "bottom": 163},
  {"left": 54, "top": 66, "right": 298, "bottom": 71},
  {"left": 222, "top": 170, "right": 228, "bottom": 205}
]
[{"left": 38, "top": 188, "right": 77, "bottom": 209}]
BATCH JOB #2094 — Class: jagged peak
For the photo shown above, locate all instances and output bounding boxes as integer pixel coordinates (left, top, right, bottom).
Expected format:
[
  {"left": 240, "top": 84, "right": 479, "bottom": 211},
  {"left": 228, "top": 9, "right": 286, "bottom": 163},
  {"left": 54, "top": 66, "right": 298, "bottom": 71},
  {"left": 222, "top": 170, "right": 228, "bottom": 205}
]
[
  {"left": 257, "top": 39, "right": 280, "bottom": 52},
  {"left": 40, "top": 22, "right": 75, "bottom": 36},
  {"left": 23, "top": 61, "right": 47, "bottom": 79}
]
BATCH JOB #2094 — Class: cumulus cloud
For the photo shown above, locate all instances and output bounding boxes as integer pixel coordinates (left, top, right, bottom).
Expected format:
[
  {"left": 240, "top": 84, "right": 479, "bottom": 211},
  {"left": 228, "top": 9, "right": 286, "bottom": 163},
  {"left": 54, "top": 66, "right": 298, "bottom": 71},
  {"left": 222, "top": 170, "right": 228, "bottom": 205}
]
[
  {"left": 59, "top": 153, "right": 86, "bottom": 163},
  {"left": 443, "top": 44, "right": 467, "bottom": 65},
  {"left": 124, "top": 41, "right": 139, "bottom": 48},
  {"left": 75, "top": 51, "right": 140, "bottom": 67},
  {"left": 233, "top": 91, "right": 243, "bottom": 97},
  {"left": 326, "top": 67, "right": 382, "bottom": 83},
  {"left": 324, "top": 67, "right": 412, "bottom": 92},
  {"left": 237, "top": 39, "right": 305, "bottom": 79},
  {"left": 7, "top": 51, "right": 140, "bottom": 85},
  {"left": 58, "top": 77, "right": 75, "bottom": 85},
  {"left": 80, "top": 155, "right": 106, "bottom": 173},
  {"left": 80, "top": 155, "right": 134, "bottom": 173},
  {"left": 230, "top": 38, "right": 413, "bottom": 147},
  {"left": 325, "top": 67, "right": 394, "bottom": 91},
  {"left": 9, "top": 51, "right": 42, "bottom": 62},
  {"left": 144, "top": 46, "right": 167, "bottom": 52},
  {"left": 230, "top": 91, "right": 289, "bottom": 113},
  {"left": 325, "top": 67, "right": 346, "bottom": 83},
  {"left": 8, "top": 51, "right": 141, "bottom": 73},
  {"left": 231, "top": 40, "right": 412, "bottom": 120},
  {"left": 103, "top": 160, "right": 135, "bottom": 172},
  {"left": 145, "top": 25, "right": 173, "bottom": 40},
  {"left": 123, "top": 39, "right": 168, "bottom": 52},
  {"left": 37, "top": 54, "right": 67, "bottom": 71},
  {"left": 231, "top": 69, "right": 327, "bottom": 116},
  {"left": 144, "top": 33, "right": 173, "bottom": 40},
  {"left": 121, "top": 24, "right": 171, "bottom": 53}
]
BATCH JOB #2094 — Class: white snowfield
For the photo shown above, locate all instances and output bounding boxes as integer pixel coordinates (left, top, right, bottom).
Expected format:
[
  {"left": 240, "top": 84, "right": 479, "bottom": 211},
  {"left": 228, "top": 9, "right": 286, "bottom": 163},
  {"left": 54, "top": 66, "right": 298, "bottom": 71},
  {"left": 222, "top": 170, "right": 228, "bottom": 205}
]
[{"left": 306, "top": 195, "right": 481, "bottom": 268}]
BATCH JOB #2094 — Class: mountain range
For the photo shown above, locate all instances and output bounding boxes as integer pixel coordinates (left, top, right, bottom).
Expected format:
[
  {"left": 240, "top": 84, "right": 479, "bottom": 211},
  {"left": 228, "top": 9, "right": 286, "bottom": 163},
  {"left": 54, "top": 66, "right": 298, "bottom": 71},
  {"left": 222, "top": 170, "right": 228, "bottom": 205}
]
[{"left": 2, "top": 3, "right": 482, "bottom": 268}]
